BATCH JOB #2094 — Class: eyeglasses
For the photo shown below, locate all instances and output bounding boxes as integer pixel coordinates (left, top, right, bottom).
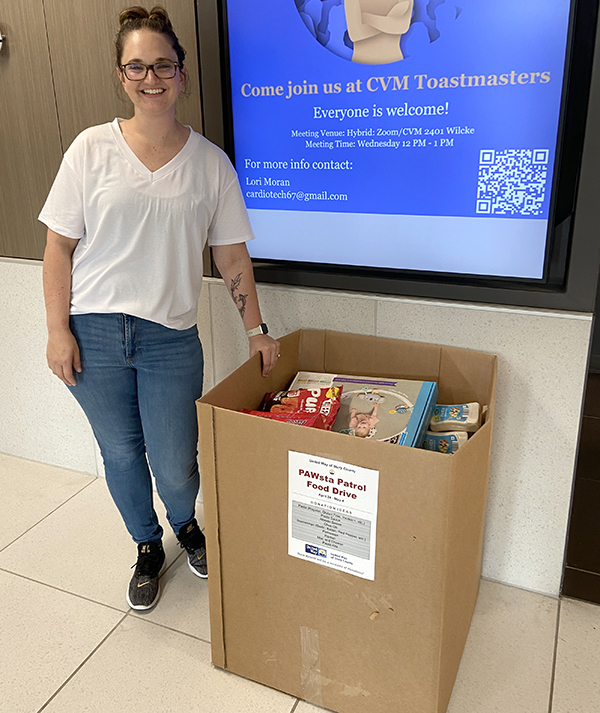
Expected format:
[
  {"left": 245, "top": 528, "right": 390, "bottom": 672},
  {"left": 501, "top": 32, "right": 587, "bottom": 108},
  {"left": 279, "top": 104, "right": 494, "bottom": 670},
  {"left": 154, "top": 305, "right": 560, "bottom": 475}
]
[{"left": 120, "top": 60, "right": 181, "bottom": 81}]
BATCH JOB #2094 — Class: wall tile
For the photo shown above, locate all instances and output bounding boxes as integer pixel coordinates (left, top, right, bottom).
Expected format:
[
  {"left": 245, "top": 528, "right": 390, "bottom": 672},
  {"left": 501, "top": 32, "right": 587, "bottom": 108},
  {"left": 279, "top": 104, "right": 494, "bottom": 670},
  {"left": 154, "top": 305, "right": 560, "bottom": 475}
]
[
  {"left": 376, "top": 297, "right": 591, "bottom": 595},
  {"left": 0, "top": 260, "right": 97, "bottom": 474},
  {"left": 207, "top": 280, "right": 377, "bottom": 386},
  {"left": 197, "top": 281, "right": 214, "bottom": 393},
  {"left": 2, "top": 257, "right": 593, "bottom": 597},
  {"left": 206, "top": 281, "right": 246, "bottom": 387}
]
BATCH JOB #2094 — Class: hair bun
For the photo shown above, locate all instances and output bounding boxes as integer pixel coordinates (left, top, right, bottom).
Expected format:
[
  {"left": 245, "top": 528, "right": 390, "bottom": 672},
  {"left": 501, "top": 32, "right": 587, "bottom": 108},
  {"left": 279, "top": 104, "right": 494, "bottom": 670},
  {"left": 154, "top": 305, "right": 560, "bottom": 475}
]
[
  {"left": 119, "top": 6, "right": 172, "bottom": 31},
  {"left": 115, "top": 5, "right": 185, "bottom": 68},
  {"left": 119, "top": 6, "right": 150, "bottom": 26},
  {"left": 148, "top": 6, "right": 173, "bottom": 30}
]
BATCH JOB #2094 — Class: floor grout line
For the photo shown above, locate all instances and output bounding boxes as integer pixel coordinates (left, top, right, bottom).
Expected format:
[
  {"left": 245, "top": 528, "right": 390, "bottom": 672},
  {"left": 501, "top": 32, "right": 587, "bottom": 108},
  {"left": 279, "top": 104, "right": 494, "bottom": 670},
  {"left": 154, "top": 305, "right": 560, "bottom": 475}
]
[
  {"left": 0, "top": 477, "right": 99, "bottom": 555},
  {"left": 547, "top": 597, "right": 563, "bottom": 713},
  {"left": 0, "top": 567, "right": 128, "bottom": 614},
  {"left": 7, "top": 456, "right": 598, "bottom": 713},
  {"left": 36, "top": 612, "right": 128, "bottom": 713},
  {"left": 129, "top": 608, "right": 212, "bottom": 646},
  {"left": 163, "top": 547, "right": 186, "bottom": 574},
  {"left": 2, "top": 565, "right": 213, "bottom": 648}
]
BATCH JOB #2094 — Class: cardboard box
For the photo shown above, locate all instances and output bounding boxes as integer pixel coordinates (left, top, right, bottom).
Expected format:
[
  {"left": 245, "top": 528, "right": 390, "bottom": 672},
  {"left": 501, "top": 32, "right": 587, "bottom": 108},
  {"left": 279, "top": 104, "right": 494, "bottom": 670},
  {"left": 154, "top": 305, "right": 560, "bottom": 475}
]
[{"left": 197, "top": 330, "right": 497, "bottom": 713}]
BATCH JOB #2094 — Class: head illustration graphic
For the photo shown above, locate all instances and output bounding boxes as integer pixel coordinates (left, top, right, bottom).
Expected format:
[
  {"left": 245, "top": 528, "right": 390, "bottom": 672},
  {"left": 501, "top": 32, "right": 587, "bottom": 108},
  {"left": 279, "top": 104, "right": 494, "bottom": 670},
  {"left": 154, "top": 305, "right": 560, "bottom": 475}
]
[{"left": 295, "top": 0, "right": 460, "bottom": 64}]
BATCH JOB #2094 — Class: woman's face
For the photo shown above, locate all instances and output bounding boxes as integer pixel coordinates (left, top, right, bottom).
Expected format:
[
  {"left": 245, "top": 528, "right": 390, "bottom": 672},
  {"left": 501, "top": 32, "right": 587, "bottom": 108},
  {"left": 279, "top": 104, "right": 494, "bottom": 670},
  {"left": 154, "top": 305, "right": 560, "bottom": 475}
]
[{"left": 118, "top": 29, "right": 185, "bottom": 117}]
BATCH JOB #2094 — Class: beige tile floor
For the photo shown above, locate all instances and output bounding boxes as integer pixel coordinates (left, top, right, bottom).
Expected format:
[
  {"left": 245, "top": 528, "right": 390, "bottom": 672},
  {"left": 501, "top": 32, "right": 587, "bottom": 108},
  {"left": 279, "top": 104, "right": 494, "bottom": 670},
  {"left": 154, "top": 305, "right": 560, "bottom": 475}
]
[{"left": 1, "top": 452, "right": 599, "bottom": 713}]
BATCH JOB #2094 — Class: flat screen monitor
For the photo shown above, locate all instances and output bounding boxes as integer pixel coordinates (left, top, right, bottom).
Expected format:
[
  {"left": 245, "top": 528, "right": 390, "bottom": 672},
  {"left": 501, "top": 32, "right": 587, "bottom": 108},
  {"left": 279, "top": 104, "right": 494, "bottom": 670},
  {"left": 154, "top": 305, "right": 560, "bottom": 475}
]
[{"left": 219, "top": 0, "right": 596, "bottom": 295}]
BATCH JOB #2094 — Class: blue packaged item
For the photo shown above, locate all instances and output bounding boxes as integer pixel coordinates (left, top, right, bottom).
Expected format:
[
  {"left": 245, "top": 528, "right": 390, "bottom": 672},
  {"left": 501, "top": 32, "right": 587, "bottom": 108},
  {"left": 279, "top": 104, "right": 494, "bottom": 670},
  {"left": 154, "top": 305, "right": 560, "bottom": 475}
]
[
  {"left": 430, "top": 402, "right": 481, "bottom": 432},
  {"left": 422, "top": 431, "right": 468, "bottom": 454}
]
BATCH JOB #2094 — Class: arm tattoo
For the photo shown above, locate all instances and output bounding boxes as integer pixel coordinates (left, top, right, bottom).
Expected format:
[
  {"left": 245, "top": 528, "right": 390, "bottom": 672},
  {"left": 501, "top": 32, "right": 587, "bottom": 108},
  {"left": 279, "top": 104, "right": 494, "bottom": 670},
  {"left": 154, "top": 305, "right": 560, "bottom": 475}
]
[
  {"left": 230, "top": 272, "right": 248, "bottom": 319},
  {"left": 230, "top": 273, "right": 242, "bottom": 293}
]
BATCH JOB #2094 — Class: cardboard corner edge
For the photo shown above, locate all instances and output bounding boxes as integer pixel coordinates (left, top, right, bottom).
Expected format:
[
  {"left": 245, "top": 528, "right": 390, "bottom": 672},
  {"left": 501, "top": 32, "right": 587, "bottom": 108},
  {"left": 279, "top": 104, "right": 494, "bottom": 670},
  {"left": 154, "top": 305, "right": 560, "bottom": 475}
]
[
  {"left": 196, "top": 399, "right": 226, "bottom": 669},
  {"left": 435, "top": 371, "right": 496, "bottom": 712}
]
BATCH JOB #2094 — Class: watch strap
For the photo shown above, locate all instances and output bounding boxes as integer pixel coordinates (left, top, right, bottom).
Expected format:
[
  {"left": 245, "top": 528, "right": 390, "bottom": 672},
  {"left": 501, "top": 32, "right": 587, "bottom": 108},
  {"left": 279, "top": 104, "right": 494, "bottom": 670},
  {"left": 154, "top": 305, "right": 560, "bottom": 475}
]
[{"left": 246, "top": 323, "right": 268, "bottom": 338}]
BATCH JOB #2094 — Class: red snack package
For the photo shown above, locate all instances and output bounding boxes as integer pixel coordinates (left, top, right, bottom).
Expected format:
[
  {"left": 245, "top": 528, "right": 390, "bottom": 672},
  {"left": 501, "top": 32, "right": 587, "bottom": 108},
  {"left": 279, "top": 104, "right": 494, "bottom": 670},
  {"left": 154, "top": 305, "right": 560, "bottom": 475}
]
[
  {"left": 240, "top": 410, "right": 321, "bottom": 428},
  {"left": 258, "top": 386, "right": 342, "bottom": 430}
]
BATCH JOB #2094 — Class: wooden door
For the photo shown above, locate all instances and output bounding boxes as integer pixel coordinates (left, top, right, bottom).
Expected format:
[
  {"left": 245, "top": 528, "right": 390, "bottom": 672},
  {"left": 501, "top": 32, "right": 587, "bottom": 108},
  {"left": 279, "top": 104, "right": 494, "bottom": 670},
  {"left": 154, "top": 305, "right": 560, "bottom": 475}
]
[
  {"left": 0, "top": 0, "right": 64, "bottom": 259},
  {"left": 43, "top": 0, "right": 203, "bottom": 149}
]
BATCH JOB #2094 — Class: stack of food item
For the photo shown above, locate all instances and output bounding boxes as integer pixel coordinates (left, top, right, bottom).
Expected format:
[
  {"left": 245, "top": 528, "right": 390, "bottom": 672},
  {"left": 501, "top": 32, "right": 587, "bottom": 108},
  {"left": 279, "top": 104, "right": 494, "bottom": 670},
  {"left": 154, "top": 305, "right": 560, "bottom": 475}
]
[
  {"left": 241, "top": 371, "right": 438, "bottom": 448},
  {"left": 240, "top": 385, "right": 342, "bottom": 430},
  {"left": 242, "top": 369, "right": 487, "bottom": 455},
  {"left": 422, "top": 402, "right": 483, "bottom": 454}
]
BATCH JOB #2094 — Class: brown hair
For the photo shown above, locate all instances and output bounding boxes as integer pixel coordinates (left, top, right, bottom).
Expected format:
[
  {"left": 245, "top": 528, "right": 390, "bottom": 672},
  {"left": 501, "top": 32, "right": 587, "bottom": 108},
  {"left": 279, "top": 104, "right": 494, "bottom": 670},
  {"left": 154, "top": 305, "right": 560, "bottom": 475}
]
[{"left": 115, "top": 6, "right": 186, "bottom": 67}]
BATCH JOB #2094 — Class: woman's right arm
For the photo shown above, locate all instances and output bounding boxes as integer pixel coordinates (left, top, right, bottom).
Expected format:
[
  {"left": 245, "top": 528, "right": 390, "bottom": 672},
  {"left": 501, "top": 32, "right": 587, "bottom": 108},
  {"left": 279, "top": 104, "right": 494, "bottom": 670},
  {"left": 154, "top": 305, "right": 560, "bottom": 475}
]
[{"left": 42, "top": 229, "right": 81, "bottom": 386}]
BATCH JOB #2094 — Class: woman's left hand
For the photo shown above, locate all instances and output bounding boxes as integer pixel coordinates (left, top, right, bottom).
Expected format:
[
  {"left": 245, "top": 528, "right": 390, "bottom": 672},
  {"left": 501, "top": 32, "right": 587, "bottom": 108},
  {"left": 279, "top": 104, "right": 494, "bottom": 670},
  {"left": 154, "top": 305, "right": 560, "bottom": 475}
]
[{"left": 249, "top": 334, "right": 281, "bottom": 377}]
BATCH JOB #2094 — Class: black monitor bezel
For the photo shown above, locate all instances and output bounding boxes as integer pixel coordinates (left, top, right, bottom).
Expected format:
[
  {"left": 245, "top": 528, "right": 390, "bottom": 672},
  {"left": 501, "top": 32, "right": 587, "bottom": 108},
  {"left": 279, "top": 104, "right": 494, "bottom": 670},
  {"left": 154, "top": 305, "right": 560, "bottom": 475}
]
[{"left": 205, "top": 0, "right": 600, "bottom": 311}]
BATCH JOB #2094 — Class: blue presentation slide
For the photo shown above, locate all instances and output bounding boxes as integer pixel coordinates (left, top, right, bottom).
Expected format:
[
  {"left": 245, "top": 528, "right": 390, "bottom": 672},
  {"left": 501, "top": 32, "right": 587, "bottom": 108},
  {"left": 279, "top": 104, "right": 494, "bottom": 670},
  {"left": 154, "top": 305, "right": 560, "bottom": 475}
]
[{"left": 226, "top": 0, "right": 572, "bottom": 278}]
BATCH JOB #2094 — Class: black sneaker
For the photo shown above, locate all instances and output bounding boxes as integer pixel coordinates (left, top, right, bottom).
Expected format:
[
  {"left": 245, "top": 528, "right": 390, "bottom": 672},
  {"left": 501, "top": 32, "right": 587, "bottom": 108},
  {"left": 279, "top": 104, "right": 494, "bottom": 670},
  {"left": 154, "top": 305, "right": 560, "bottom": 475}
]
[
  {"left": 126, "top": 541, "right": 166, "bottom": 611},
  {"left": 177, "top": 519, "right": 208, "bottom": 579}
]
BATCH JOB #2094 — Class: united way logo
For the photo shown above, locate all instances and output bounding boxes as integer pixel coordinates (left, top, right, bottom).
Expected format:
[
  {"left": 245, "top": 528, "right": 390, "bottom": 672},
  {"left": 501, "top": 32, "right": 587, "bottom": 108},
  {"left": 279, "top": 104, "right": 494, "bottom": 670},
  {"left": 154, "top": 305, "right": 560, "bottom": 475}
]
[
  {"left": 295, "top": 0, "right": 461, "bottom": 64},
  {"left": 305, "top": 544, "right": 328, "bottom": 557}
]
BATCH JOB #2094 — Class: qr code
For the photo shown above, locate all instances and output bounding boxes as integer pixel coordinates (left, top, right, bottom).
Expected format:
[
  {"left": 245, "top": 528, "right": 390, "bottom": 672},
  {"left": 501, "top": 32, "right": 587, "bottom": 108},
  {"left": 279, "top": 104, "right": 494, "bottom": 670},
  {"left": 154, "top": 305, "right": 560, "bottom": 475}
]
[{"left": 476, "top": 149, "right": 549, "bottom": 216}]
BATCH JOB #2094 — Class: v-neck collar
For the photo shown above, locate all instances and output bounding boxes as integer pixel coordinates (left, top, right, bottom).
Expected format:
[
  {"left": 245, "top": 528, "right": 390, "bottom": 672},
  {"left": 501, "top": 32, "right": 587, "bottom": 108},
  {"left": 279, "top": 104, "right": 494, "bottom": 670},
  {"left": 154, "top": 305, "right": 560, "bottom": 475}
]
[{"left": 110, "top": 118, "right": 195, "bottom": 182}]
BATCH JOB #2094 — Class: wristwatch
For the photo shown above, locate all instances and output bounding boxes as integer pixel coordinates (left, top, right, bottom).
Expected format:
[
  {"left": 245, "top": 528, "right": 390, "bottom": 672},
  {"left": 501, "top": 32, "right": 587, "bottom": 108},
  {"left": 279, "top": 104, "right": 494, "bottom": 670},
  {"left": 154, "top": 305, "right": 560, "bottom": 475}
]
[{"left": 246, "top": 323, "right": 269, "bottom": 338}]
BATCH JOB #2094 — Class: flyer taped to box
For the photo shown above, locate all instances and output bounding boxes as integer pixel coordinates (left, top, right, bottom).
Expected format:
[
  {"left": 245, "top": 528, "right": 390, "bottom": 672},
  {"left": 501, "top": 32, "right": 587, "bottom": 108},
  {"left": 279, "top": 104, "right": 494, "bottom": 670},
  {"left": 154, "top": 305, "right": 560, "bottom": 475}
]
[
  {"left": 288, "top": 450, "right": 379, "bottom": 580},
  {"left": 291, "top": 372, "right": 438, "bottom": 446}
]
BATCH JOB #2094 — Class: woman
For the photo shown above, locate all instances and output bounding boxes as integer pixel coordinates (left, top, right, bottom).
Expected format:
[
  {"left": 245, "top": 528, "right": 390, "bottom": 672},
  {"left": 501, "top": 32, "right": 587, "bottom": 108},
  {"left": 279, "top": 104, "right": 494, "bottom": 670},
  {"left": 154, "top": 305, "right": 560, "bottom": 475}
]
[{"left": 39, "top": 6, "right": 280, "bottom": 611}]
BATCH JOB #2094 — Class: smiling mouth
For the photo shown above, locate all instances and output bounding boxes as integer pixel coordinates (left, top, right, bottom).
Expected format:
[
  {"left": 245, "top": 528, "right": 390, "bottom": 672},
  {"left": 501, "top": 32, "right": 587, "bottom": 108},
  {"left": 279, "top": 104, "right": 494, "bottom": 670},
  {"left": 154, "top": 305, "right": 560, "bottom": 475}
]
[{"left": 141, "top": 88, "right": 165, "bottom": 95}]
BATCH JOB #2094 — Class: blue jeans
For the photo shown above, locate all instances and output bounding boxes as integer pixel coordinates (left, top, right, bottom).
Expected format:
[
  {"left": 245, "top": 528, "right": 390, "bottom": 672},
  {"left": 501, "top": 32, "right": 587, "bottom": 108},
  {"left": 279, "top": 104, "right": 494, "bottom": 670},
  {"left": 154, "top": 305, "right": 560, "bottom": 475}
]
[{"left": 68, "top": 313, "right": 204, "bottom": 544}]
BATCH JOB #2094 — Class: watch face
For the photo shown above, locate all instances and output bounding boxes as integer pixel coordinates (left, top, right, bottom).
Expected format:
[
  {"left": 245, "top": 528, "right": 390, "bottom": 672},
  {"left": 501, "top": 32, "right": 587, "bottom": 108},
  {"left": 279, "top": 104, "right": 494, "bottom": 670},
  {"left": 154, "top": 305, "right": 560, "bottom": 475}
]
[{"left": 247, "top": 323, "right": 269, "bottom": 337}]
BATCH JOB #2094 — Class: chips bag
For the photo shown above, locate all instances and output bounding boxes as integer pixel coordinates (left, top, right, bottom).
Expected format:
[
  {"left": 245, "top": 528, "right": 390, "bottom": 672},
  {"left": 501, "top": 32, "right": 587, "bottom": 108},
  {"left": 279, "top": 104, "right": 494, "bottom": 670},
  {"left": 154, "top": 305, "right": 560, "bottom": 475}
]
[
  {"left": 239, "top": 410, "right": 321, "bottom": 428},
  {"left": 257, "top": 386, "right": 342, "bottom": 430}
]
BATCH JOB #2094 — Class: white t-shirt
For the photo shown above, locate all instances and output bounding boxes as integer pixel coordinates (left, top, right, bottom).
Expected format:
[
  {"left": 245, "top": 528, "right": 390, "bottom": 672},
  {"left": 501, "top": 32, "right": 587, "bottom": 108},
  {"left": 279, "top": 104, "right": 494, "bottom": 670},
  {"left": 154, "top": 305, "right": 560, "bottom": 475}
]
[{"left": 39, "top": 119, "right": 254, "bottom": 330}]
